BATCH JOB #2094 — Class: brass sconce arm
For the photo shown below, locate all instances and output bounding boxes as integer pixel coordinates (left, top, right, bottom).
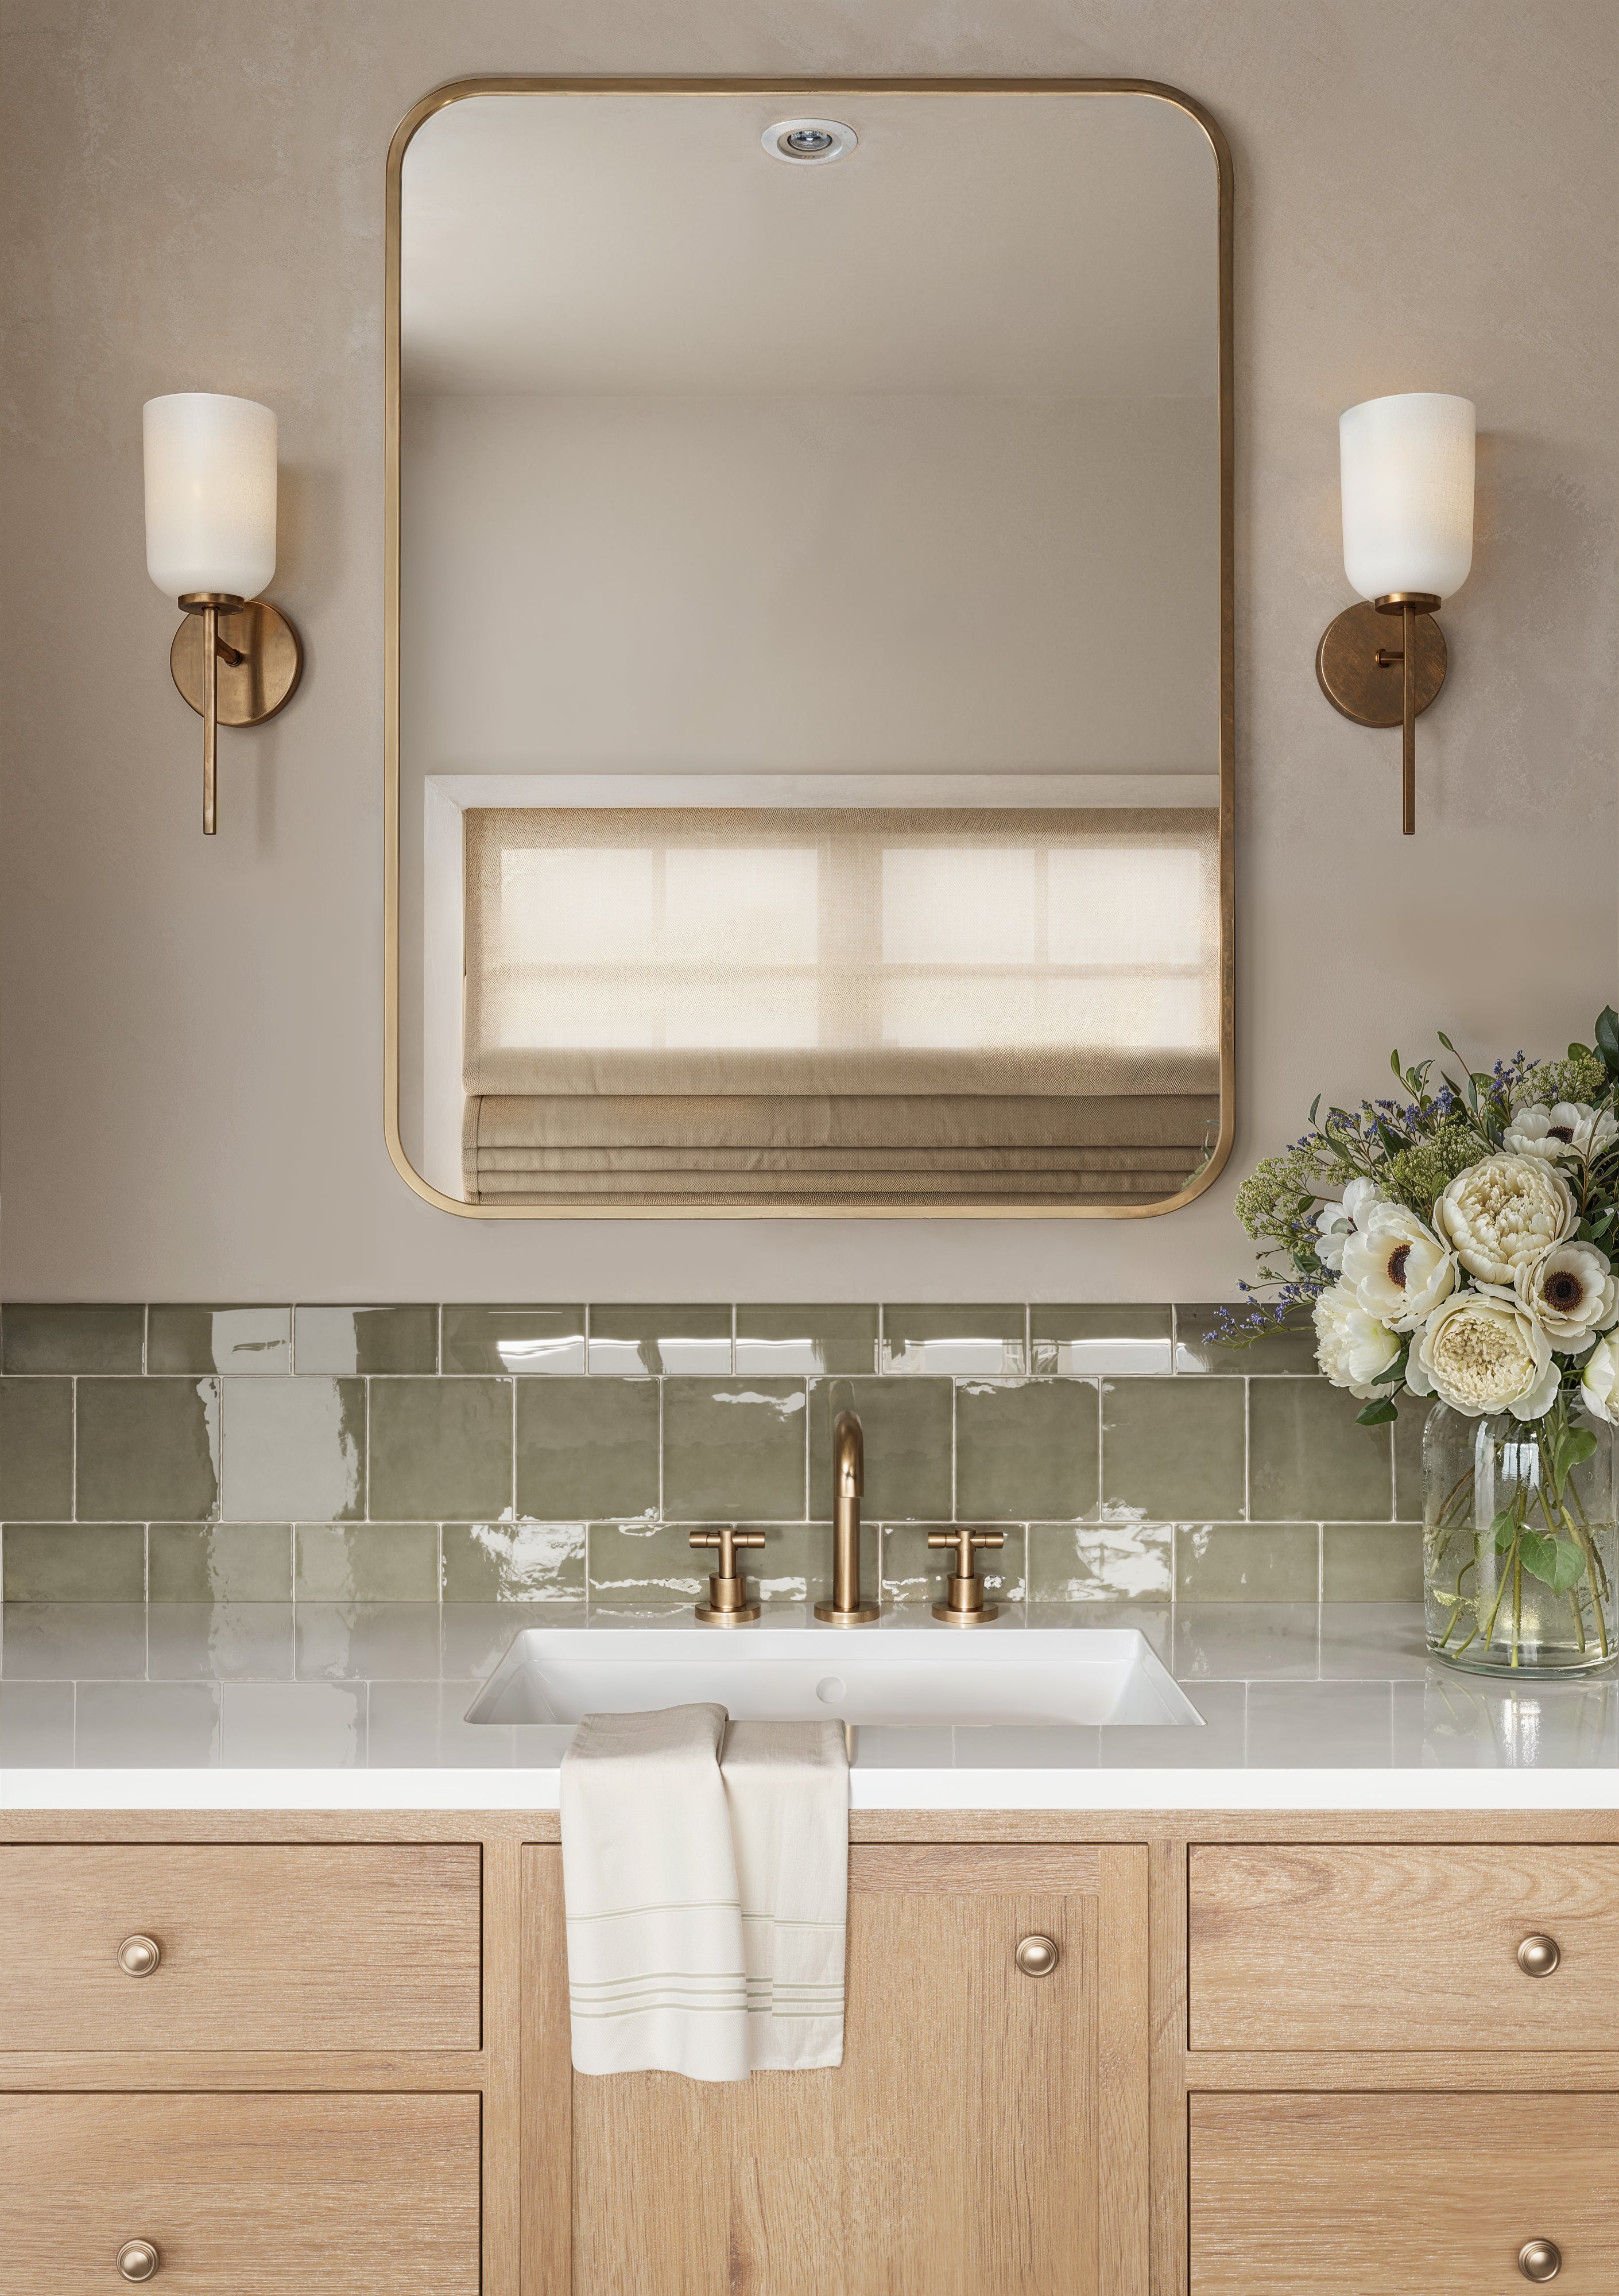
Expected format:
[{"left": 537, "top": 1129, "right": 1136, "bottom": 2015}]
[
  {"left": 172, "top": 594, "right": 303, "bottom": 835},
  {"left": 1316, "top": 593, "right": 1447, "bottom": 836}
]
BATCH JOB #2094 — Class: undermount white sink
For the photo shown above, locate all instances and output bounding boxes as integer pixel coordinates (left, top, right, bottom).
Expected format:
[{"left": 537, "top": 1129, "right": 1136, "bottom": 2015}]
[{"left": 465, "top": 1612, "right": 1203, "bottom": 1729}]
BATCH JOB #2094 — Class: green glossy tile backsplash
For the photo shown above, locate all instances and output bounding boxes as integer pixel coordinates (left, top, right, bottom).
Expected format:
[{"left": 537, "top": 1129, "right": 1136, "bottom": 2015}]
[{"left": 0, "top": 1304, "right": 1422, "bottom": 1604}]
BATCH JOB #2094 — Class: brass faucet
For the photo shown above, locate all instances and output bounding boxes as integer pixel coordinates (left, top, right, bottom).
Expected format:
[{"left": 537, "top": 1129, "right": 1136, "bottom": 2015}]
[
  {"left": 928, "top": 1525, "right": 1005, "bottom": 1623},
  {"left": 814, "top": 1407, "right": 880, "bottom": 1624}
]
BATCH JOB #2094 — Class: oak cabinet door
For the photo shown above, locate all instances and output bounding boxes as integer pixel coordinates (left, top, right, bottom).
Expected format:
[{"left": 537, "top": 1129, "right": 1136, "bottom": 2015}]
[
  {"left": 0, "top": 2091, "right": 482, "bottom": 2293},
  {"left": 524, "top": 1841, "right": 1149, "bottom": 2296},
  {"left": 1191, "top": 2092, "right": 1619, "bottom": 2296}
]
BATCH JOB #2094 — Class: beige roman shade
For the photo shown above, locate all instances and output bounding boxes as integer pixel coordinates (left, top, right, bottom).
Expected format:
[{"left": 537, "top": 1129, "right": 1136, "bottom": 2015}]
[{"left": 462, "top": 806, "right": 1219, "bottom": 1207}]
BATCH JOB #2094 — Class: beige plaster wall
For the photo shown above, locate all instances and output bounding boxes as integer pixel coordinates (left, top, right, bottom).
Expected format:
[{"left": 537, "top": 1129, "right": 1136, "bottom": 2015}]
[{"left": 1, "top": 0, "right": 1614, "bottom": 1302}]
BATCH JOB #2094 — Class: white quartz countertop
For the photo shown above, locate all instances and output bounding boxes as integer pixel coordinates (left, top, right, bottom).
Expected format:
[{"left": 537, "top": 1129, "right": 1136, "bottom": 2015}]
[{"left": 2, "top": 1601, "right": 1616, "bottom": 1811}]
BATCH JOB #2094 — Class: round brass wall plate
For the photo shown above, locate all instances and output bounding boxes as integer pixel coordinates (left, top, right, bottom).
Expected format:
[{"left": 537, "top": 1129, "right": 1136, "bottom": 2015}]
[
  {"left": 171, "top": 599, "right": 303, "bottom": 726},
  {"left": 1315, "top": 600, "right": 1446, "bottom": 728}
]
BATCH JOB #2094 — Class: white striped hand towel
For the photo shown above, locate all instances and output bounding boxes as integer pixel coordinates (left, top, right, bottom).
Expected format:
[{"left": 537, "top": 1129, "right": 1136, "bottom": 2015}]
[{"left": 560, "top": 1702, "right": 847, "bottom": 2081}]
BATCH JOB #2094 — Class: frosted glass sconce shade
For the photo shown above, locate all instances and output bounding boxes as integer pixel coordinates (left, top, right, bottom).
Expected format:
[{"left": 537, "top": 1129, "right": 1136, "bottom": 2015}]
[
  {"left": 1339, "top": 392, "right": 1475, "bottom": 603},
  {"left": 143, "top": 393, "right": 277, "bottom": 602},
  {"left": 141, "top": 391, "right": 301, "bottom": 836},
  {"left": 1317, "top": 391, "right": 1476, "bottom": 836}
]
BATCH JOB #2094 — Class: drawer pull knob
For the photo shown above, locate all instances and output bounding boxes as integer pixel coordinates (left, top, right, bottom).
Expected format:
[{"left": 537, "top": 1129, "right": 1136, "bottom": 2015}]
[
  {"left": 1517, "top": 1934, "right": 1560, "bottom": 1979},
  {"left": 117, "top": 1935, "right": 162, "bottom": 1979},
  {"left": 1015, "top": 1934, "right": 1059, "bottom": 1979},
  {"left": 117, "top": 2240, "right": 161, "bottom": 2281},
  {"left": 1519, "top": 2239, "right": 1561, "bottom": 2282}
]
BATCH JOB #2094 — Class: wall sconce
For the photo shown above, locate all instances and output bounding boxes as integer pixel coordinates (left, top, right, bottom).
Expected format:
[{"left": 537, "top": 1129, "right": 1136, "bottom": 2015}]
[
  {"left": 1315, "top": 391, "right": 1474, "bottom": 835},
  {"left": 142, "top": 393, "right": 303, "bottom": 835}
]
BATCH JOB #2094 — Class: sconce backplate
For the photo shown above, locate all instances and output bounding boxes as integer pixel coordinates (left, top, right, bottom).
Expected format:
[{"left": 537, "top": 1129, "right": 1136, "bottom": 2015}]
[
  {"left": 1316, "top": 600, "right": 1446, "bottom": 728},
  {"left": 171, "top": 599, "right": 303, "bottom": 726}
]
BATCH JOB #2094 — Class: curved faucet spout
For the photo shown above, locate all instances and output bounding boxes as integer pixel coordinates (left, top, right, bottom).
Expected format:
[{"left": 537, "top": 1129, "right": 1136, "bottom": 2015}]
[
  {"left": 833, "top": 1407, "right": 863, "bottom": 1500},
  {"left": 817, "top": 1407, "right": 878, "bottom": 1625}
]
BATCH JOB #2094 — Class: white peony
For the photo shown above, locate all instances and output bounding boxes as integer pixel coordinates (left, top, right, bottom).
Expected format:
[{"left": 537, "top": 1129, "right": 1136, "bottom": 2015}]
[
  {"left": 1312, "top": 1176, "right": 1384, "bottom": 1273},
  {"left": 1407, "top": 1290, "right": 1559, "bottom": 1420},
  {"left": 1434, "top": 1154, "right": 1577, "bottom": 1286},
  {"left": 1515, "top": 1240, "right": 1618, "bottom": 1349},
  {"left": 1341, "top": 1203, "right": 1457, "bottom": 1332},
  {"left": 1505, "top": 1102, "right": 1618, "bottom": 1161},
  {"left": 1581, "top": 1332, "right": 1619, "bottom": 1424},
  {"left": 1313, "top": 1281, "right": 1401, "bottom": 1399}
]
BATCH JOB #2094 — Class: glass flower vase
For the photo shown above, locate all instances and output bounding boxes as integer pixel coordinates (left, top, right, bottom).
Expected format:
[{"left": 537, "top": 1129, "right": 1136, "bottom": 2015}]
[{"left": 1423, "top": 1395, "right": 1619, "bottom": 1676}]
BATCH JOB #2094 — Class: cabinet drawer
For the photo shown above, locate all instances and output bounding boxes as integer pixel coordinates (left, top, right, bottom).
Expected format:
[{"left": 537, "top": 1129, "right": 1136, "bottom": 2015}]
[
  {"left": 0, "top": 1845, "right": 481, "bottom": 2051},
  {"left": 0, "top": 2091, "right": 481, "bottom": 2293},
  {"left": 1188, "top": 1844, "right": 1619, "bottom": 2050},
  {"left": 1191, "top": 2092, "right": 1619, "bottom": 2295}
]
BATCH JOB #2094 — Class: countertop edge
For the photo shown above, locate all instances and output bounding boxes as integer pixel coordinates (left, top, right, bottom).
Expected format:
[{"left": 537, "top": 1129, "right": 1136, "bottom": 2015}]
[{"left": 6, "top": 1766, "right": 1619, "bottom": 1813}]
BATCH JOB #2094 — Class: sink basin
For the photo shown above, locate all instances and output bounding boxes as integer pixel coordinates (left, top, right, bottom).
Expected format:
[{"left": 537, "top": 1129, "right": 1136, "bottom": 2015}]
[{"left": 464, "top": 1612, "right": 1202, "bottom": 1728}]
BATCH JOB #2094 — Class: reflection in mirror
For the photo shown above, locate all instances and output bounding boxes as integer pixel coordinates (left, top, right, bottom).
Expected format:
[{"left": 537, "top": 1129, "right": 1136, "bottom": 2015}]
[{"left": 392, "top": 84, "right": 1230, "bottom": 1215}]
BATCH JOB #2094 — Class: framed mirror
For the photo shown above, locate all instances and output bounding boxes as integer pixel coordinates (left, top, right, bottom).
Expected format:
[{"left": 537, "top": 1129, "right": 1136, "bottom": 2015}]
[{"left": 386, "top": 79, "right": 1232, "bottom": 1219}]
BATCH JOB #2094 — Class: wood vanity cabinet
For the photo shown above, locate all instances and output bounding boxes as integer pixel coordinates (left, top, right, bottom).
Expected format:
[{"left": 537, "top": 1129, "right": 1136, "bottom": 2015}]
[
  {"left": 522, "top": 1841, "right": 1151, "bottom": 2296},
  {"left": 3, "top": 1813, "right": 1618, "bottom": 2296}
]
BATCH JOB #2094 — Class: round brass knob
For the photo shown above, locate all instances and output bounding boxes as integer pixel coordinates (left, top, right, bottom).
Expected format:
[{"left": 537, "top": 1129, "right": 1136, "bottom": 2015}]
[
  {"left": 1015, "top": 1934, "right": 1059, "bottom": 1979},
  {"left": 117, "top": 1935, "right": 161, "bottom": 1979},
  {"left": 117, "top": 2240, "right": 161, "bottom": 2282},
  {"left": 1517, "top": 1935, "right": 1560, "bottom": 1979},
  {"left": 1519, "top": 2238, "right": 1561, "bottom": 2282}
]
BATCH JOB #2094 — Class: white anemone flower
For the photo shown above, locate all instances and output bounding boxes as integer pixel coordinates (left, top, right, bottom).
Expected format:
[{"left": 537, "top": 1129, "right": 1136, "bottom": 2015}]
[
  {"left": 1515, "top": 1240, "right": 1619, "bottom": 1349},
  {"left": 1434, "top": 1154, "right": 1577, "bottom": 1286},
  {"left": 1312, "top": 1282, "right": 1400, "bottom": 1399},
  {"left": 1581, "top": 1332, "right": 1619, "bottom": 1424},
  {"left": 1342, "top": 1204, "right": 1457, "bottom": 1333},
  {"left": 1505, "top": 1102, "right": 1619, "bottom": 1161},
  {"left": 1407, "top": 1291, "right": 1559, "bottom": 1421}
]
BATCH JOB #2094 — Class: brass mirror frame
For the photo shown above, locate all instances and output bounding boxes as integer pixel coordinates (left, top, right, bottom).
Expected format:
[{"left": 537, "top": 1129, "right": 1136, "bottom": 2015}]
[{"left": 384, "top": 76, "right": 1234, "bottom": 1221}]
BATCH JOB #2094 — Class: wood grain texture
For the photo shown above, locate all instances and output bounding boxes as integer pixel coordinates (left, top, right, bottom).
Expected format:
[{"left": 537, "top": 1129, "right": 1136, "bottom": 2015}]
[
  {"left": 483, "top": 1837, "right": 523, "bottom": 2296},
  {"left": 568, "top": 1843, "right": 1149, "bottom": 2295},
  {"left": 849, "top": 1843, "right": 1101, "bottom": 1893},
  {"left": 1148, "top": 1835, "right": 1188, "bottom": 2296},
  {"left": 0, "top": 1844, "right": 482, "bottom": 2051},
  {"left": 522, "top": 1845, "right": 572, "bottom": 2296},
  {"left": 1190, "top": 2091, "right": 1619, "bottom": 2295},
  {"left": 1190, "top": 1844, "right": 1619, "bottom": 2051},
  {"left": 0, "top": 2090, "right": 481, "bottom": 2293},
  {"left": 1188, "top": 2049, "right": 1619, "bottom": 2090}
]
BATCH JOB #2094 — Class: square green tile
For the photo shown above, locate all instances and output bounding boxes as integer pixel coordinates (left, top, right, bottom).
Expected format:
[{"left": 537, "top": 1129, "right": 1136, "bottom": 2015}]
[
  {"left": 1393, "top": 1395, "right": 1434, "bottom": 1520},
  {"left": 516, "top": 1379, "right": 660, "bottom": 1521},
  {"left": 149, "top": 1524, "right": 293, "bottom": 1601},
  {"left": 585, "top": 1519, "right": 707, "bottom": 1604},
  {"left": 149, "top": 1305, "right": 291, "bottom": 1374},
  {"left": 1249, "top": 1378, "right": 1393, "bottom": 1521},
  {"left": 1101, "top": 1378, "right": 1245, "bottom": 1522},
  {"left": 955, "top": 1379, "right": 1098, "bottom": 1521},
  {"left": 882, "top": 1522, "right": 1025, "bottom": 1605},
  {"left": 294, "top": 1305, "right": 439, "bottom": 1375},
  {"left": 443, "top": 1521, "right": 587, "bottom": 1601},
  {"left": 219, "top": 1378, "right": 365, "bottom": 1523},
  {"left": 587, "top": 1304, "right": 731, "bottom": 1375},
  {"left": 1027, "top": 1519, "right": 1172, "bottom": 1601},
  {"left": 442, "top": 1305, "right": 585, "bottom": 1376},
  {"left": 1, "top": 1304, "right": 144, "bottom": 1374},
  {"left": 76, "top": 1377, "right": 219, "bottom": 1522},
  {"left": 296, "top": 1523, "right": 440, "bottom": 1601},
  {"left": 735, "top": 1305, "right": 879, "bottom": 1376},
  {"left": 1175, "top": 1303, "right": 1319, "bottom": 1374},
  {"left": 808, "top": 1378, "right": 952, "bottom": 1521},
  {"left": 1176, "top": 1522, "right": 1319, "bottom": 1601},
  {"left": 369, "top": 1377, "right": 513, "bottom": 1521},
  {"left": 0, "top": 1378, "right": 74, "bottom": 1519},
  {"left": 663, "top": 1379, "right": 807, "bottom": 1521},
  {"left": 882, "top": 1305, "right": 1025, "bottom": 1376},
  {"left": 1323, "top": 1522, "right": 1423, "bottom": 1601},
  {"left": 3, "top": 1523, "right": 145, "bottom": 1601},
  {"left": 1030, "top": 1305, "right": 1172, "bottom": 1378}
]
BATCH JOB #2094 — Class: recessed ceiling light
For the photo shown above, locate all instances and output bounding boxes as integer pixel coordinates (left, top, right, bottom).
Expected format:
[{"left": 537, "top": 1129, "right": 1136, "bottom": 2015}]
[{"left": 762, "top": 118, "right": 857, "bottom": 165}]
